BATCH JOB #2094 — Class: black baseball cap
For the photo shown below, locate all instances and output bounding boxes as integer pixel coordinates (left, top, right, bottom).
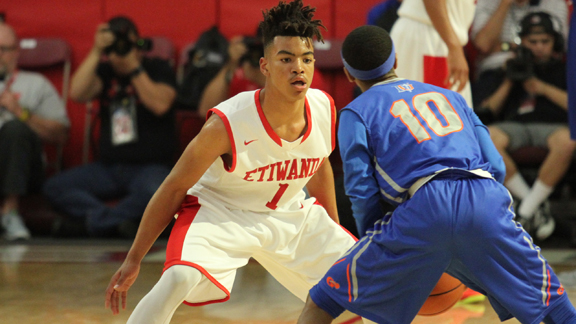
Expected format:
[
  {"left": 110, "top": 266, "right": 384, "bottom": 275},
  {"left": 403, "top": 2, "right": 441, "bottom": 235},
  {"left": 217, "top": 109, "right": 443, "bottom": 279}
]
[{"left": 519, "top": 12, "right": 556, "bottom": 37}]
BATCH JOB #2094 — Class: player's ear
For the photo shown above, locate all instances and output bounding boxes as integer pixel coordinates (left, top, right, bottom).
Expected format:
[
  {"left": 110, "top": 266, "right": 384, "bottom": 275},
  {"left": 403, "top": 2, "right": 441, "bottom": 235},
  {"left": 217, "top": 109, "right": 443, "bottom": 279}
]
[
  {"left": 260, "top": 57, "right": 270, "bottom": 77},
  {"left": 393, "top": 54, "right": 398, "bottom": 70},
  {"left": 343, "top": 67, "right": 355, "bottom": 83}
]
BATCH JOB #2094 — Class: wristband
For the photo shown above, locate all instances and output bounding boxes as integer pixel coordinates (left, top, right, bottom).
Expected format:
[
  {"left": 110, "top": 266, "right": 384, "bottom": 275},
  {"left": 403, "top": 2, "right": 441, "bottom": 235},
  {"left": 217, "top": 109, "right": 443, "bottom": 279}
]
[
  {"left": 19, "top": 108, "right": 30, "bottom": 122},
  {"left": 128, "top": 65, "right": 145, "bottom": 79}
]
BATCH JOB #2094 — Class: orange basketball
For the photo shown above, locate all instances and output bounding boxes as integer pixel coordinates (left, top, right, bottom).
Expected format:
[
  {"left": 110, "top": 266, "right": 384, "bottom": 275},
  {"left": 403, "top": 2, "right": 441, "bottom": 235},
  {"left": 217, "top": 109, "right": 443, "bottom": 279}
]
[{"left": 418, "top": 273, "right": 466, "bottom": 316}]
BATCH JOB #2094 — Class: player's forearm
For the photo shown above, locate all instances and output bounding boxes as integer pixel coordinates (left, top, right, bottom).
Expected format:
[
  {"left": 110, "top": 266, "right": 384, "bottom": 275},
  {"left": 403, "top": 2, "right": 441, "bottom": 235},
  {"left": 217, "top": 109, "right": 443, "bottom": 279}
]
[
  {"left": 423, "top": 0, "right": 460, "bottom": 50},
  {"left": 126, "top": 183, "right": 188, "bottom": 263},
  {"left": 350, "top": 194, "right": 382, "bottom": 237},
  {"left": 306, "top": 159, "right": 339, "bottom": 223}
]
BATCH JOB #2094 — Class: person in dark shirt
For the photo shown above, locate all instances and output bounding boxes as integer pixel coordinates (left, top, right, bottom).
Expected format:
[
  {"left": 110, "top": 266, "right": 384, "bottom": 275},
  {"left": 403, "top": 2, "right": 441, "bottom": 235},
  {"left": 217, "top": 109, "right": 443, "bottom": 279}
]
[
  {"left": 43, "top": 16, "right": 177, "bottom": 238},
  {"left": 479, "top": 12, "right": 571, "bottom": 241}
]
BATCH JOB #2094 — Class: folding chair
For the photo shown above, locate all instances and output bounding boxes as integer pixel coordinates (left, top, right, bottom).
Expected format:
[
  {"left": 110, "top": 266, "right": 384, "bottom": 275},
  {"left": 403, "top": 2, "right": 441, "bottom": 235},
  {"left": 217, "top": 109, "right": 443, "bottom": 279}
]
[
  {"left": 17, "top": 37, "right": 72, "bottom": 173},
  {"left": 145, "top": 36, "right": 177, "bottom": 67}
]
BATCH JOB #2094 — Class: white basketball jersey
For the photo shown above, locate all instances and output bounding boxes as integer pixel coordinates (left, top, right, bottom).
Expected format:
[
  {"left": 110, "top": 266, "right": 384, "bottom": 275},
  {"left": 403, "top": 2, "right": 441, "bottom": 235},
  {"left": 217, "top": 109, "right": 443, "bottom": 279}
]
[
  {"left": 187, "top": 89, "right": 335, "bottom": 212},
  {"left": 397, "top": 0, "right": 476, "bottom": 46}
]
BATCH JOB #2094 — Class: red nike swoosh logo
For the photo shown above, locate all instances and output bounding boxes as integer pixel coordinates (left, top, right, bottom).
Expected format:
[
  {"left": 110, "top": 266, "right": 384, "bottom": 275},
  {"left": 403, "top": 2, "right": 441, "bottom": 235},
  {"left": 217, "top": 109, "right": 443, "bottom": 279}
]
[{"left": 244, "top": 139, "right": 258, "bottom": 145}]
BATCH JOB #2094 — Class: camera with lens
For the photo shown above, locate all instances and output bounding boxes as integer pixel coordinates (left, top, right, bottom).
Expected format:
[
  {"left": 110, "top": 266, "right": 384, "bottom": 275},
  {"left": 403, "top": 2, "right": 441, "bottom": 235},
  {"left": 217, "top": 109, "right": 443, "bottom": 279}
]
[
  {"left": 240, "top": 36, "right": 264, "bottom": 68},
  {"left": 104, "top": 22, "right": 153, "bottom": 56},
  {"left": 505, "top": 45, "right": 534, "bottom": 82}
]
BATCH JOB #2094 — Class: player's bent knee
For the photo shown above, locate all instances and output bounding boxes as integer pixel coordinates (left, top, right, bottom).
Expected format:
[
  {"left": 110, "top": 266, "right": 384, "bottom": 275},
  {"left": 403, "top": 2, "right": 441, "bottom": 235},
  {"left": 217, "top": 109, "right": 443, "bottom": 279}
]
[{"left": 162, "top": 265, "right": 202, "bottom": 293}]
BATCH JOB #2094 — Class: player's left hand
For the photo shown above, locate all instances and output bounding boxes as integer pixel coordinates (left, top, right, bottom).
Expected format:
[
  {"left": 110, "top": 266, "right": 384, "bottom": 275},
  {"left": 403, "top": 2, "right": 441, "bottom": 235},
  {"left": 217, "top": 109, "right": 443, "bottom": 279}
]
[
  {"left": 446, "top": 48, "right": 469, "bottom": 93},
  {"left": 105, "top": 260, "right": 140, "bottom": 315}
]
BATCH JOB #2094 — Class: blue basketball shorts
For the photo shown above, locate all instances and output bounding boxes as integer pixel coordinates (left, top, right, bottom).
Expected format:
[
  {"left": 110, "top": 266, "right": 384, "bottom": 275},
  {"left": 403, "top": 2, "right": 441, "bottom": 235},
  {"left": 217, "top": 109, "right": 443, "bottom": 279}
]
[{"left": 310, "top": 177, "right": 571, "bottom": 324}]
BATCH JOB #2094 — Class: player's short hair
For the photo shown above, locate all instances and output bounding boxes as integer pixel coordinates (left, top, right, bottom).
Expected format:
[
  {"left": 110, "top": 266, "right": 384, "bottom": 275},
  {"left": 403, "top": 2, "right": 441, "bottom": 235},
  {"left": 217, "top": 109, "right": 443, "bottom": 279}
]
[
  {"left": 259, "top": 0, "right": 325, "bottom": 49},
  {"left": 342, "top": 25, "right": 395, "bottom": 80}
]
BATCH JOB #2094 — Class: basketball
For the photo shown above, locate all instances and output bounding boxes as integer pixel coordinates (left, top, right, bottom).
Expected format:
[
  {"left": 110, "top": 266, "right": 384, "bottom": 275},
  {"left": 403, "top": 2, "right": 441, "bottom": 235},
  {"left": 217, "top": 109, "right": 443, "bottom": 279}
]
[{"left": 418, "top": 273, "right": 466, "bottom": 316}]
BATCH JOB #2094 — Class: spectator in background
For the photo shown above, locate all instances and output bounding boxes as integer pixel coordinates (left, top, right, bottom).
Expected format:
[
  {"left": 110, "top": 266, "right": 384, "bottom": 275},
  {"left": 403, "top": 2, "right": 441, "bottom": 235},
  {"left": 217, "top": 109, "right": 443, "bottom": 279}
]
[
  {"left": 471, "top": 0, "right": 567, "bottom": 106},
  {"left": 390, "top": 0, "right": 476, "bottom": 107},
  {"left": 558, "top": 8, "right": 576, "bottom": 288},
  {"left": 482, "top": 12, "right": 570, "bottom": 241},
  {"left": 367, "top": 0, "right": 403, "bottom": 32},
  {"left": 0, "top": 23, "right": 69, "bottom": 240},
  {"left": 43, "top": 16, "right": 177, "bottom": 238},
  {"left": 198, "top": 32, "right": 328, "bottom": 117}
]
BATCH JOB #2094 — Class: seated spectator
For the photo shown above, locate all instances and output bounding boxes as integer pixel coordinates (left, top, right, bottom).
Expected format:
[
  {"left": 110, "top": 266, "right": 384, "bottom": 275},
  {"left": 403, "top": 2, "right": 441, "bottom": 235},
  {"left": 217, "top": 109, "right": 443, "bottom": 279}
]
[
  {"left": 481, "top": 12, "right": 571, "bottom": 240},
  {"left": 197, "top": 33, "right": 328, "bottom": 117},
  {"left": 471, "top": 0, "right": 567, "bottom": 85},
  {"left": 0, "top": 23, "right": 70, "bottom": 240},
  {"left": 43, "top": 16, "right": 177, "bottom": 238}
]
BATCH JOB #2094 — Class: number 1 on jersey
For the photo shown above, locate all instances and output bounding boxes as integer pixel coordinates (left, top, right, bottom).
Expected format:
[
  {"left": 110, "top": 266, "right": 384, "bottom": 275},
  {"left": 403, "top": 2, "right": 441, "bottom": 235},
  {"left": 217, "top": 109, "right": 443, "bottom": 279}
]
[
  {"left": 390, "top": 92, "right": 463, "bottom": 143},
  {"left": 266, "top": 183, "right": 289, "bottom": 210}
]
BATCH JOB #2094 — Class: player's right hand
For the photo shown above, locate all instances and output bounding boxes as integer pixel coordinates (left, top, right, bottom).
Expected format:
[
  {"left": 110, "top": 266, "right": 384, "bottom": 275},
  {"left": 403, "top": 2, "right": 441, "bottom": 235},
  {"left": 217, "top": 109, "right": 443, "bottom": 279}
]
[
  {"left": 446, "top": 48, "right": 469, "bottom": 93},
  {"left": 105, "top": 260, "right": 140, "bottom": 315}
]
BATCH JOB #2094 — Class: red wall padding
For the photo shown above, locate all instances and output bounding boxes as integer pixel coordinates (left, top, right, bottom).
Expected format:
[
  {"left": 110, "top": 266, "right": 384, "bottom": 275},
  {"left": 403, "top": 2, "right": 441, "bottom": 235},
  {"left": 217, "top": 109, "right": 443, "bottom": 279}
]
[
  {"left": 219, "top": 0, "right": 333, "bottom": 38},
  {"left": 2, "top": 0, "right": 373, "bottom": 169}
]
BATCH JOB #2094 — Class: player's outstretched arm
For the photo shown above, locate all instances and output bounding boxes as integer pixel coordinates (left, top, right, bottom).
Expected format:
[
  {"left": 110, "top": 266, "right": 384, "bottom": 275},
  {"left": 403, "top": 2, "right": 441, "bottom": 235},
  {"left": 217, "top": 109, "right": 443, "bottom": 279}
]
[
  {"left": 306, "top": 159, "right": 339, "bottom": 223},
  {"left": 104, "top": 113, "right": 231, "bottom": 314}
]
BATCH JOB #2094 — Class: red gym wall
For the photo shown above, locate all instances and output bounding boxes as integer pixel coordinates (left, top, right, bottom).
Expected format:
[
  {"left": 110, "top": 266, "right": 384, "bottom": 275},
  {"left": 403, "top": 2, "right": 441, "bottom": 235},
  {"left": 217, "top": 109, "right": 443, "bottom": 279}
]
[{"left": 2, "top": 0, "right": 382, "bottom": 168}]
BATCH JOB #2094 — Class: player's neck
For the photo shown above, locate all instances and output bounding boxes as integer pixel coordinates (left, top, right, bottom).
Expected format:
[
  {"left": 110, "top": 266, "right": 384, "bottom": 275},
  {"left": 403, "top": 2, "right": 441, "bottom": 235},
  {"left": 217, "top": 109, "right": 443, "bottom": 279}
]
[
  {"left": 360, "top": 72, "right": 399, "bottom": 92},
  {"left": 259, "top": 88, "right": 308, "bottom": 142}
]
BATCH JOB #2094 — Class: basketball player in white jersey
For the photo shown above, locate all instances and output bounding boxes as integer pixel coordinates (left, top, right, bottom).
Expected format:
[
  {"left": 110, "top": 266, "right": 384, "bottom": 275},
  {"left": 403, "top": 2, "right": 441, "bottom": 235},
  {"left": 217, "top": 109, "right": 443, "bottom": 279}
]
[
  {"left": 104, "top": 1, "right": 359, "bottom": 323},
  {"left": 390, "top": 0, "right": 476, "bottom": 107}
]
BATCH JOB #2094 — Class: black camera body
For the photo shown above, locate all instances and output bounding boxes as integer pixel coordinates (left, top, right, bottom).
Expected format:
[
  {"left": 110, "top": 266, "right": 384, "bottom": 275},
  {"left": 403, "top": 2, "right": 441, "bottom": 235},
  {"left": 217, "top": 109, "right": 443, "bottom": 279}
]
[
  {"left": 104, "top": 26, "right": 153, "bottom": 56},
  {"left": 505, "top": 46, "right": 534, "bottom": 82}
]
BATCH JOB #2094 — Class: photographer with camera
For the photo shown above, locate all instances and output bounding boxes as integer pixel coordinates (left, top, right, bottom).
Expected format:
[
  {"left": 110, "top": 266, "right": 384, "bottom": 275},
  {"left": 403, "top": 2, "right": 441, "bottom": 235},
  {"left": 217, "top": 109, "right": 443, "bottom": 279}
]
[
  {"left": 471, "top": 0, "right": 567, "bottom": 77},
  {"left": 43, "top": 16, "right": 177, "bottom": 238},
  {"left": 479, "top": 11, "right": 571, "bottom": 241},
  {"left": 197, "top": 32, "right": 327, "bottom": 117}
]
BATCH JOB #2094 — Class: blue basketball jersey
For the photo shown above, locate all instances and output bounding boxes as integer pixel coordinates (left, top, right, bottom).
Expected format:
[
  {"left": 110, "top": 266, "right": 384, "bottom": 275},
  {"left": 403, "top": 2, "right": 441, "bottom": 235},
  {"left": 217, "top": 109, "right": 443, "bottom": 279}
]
[{"left": 341, "top": 78, "right": 491, "bottom": 206}]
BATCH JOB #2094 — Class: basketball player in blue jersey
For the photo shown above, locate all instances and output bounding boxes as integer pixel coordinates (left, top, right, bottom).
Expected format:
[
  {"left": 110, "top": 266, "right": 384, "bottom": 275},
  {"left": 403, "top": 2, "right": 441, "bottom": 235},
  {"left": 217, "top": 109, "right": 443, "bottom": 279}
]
[{"left": 297, "top": 25, "right": 576, "bottom": 324}]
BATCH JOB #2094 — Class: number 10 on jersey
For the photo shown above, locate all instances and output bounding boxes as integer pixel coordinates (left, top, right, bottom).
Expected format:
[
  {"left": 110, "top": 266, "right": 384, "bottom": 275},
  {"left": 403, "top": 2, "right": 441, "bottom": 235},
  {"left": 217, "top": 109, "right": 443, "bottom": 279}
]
[{"left": 390, "top": 92, "right": 463, "bottom": 143}]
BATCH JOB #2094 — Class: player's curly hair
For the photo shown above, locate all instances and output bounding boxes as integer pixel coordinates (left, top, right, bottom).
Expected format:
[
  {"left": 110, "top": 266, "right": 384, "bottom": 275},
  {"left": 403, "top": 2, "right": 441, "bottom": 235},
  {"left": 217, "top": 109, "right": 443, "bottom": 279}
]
[{"left": 259, "top": 0, "right": 326, "bottom": 49}]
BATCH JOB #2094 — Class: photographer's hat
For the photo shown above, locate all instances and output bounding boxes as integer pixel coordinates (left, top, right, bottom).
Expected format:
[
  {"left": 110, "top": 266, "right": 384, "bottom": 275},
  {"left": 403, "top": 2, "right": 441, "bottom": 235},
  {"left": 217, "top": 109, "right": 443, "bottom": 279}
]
[{"left": 519, "top": 12, "right": 556, "bottom": 37}]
